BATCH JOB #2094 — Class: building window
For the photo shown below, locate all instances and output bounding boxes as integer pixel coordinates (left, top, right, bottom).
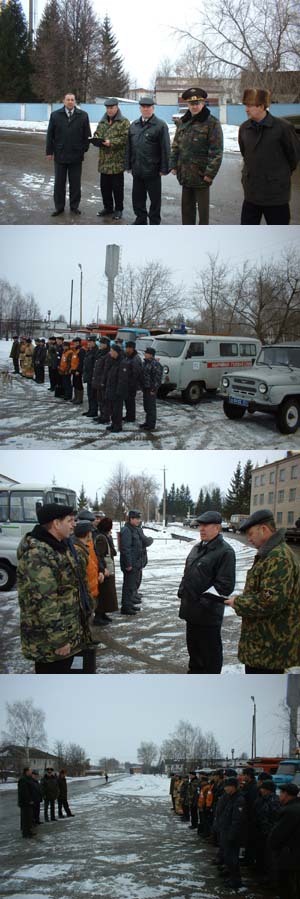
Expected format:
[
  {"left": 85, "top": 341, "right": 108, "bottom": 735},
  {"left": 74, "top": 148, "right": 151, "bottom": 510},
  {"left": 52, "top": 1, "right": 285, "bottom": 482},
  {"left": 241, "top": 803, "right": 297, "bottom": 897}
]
[
  {"left": 260, "top": 474, "right": 266, "bottom": 485},
  {"left": 253, "top": 495, "right": 258, "bottom": 506},
  {"left": 260, "top": 494, "right": 264, "bottom": 504},
  {"left": 289, "top": 488, "right": 296, "bottom": 501},
  {"left": 291, "top": 465, "right": 299, "bottom": 480},
  {"left": 277, "top": 512, "right": 283, "bottom": 524},
  {"left": 269, "top": 471, "right": 275, "bottom": 484},
  {"left": 254, "top": 475, "right": 259, "bottom": 487},
  {"left": 287, "top": 511, "right": 294, "bottom": 525},
  {"left": 279, "top": 469, "right": 285, "bottom": 482},
  {"left": 268, "top": 492, "right": 274, "bottom": 503},
  {"left": 278, "top": 490, "right": 285, "bottom": 503}
]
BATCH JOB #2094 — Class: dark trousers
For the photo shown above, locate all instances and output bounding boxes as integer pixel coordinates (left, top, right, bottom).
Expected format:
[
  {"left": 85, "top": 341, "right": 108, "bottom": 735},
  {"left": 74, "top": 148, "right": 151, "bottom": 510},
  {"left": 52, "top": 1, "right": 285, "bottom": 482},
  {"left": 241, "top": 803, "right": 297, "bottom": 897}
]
[
  {"left": 48, "top": 367, "right": 57, "bottom": 389},
  {"left": 186, "top": 623, "right": 223, "bottom": 673},
  {"left": 44, "top": 798, "right": 56, "bottom": 821},
  {"left": 111, "top": 396, "right": 123, "bottom": 430},
  {"left": 100, "top": 172, "right": 124, "bottom": 211},
  {"left": 87, "top": 382, "right": 98, "bottom": 415},
  {"left": 54, "top": 161, "right": 82, "bottom": 211},
  {"left": 34, "top": 364, "right": 45, "bottom": 383},
  {"left": 190, "top": 805, "right": 198, "bottom": 828},
  {"left": 181, "top": 186, "right": 210, "bottom": 224},
  {"left": 125, "top": 392, "right": 137, "bottom": 421},
  {"left": 245, "top": 665, "right": 284, "bottom": 674},
  {"left": 58, "top": 798, "right": 72, "bottom": 817},
  {"left": 143, "top": 388, "right": 157, "bottom": 428},
  {"left": 20, "top": 805, "right": 33, "bottom": 836},
  {"left": 12, "top": 360, "right": 20, "bottom": 373},
  {"left": 222, "top": 841, "right": 242, "bottom": 886},
  {"left": 97, "top": 386, "right": 108, "bottom": 419},
  {"left": 241, "top": 200, "right": 290, "bottom": 225},
  {"left": 132, "top": 175, "right": 161, "bottom": 224},
  {"left": 33, "top": 801, "right": 41, "bottom": 824},
  {"left": 35, "top": 656, "right": 74, "bottom": 674},
  {"left": 277, "top": 870, "right": 300, "bottom": 899},
  {"left": 63, "top": 373, "right": 72, "bottom": 399},
  {"left": 122, "top": 568, "right": 140, "bottom": 610}
]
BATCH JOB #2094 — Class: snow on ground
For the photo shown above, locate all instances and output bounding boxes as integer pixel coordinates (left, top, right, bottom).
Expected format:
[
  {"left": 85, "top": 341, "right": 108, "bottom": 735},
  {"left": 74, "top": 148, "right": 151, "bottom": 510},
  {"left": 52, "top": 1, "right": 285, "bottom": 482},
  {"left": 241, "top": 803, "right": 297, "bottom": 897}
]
[
  {"left": 1, "top": 341, "right": 298, "bottom": 450},
  {"left": 106, "top": 774, "right": 169, "bottom": 798},
  {"left": 0, "top": 120, "right": 240, "bottom": 152}
]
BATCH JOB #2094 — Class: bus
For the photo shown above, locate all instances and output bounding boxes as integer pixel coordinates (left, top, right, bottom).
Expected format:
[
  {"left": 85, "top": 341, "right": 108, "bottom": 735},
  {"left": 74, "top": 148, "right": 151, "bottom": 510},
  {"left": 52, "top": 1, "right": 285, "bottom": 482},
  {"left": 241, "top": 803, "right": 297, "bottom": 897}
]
[{"left": 0, "top": 483, "right": 77, "bottom": 590}]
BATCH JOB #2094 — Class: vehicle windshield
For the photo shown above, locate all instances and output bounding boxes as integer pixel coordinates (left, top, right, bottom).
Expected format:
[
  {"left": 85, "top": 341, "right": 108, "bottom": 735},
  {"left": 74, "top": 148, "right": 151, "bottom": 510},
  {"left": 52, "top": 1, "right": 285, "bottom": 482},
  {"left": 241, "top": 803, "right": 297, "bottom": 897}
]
[
  {"left": 256, "top": 346, "right": 300, "bottom": 368},
  {"left": 276, "top": 763, "right": 297, "bottom": 775},
  {"left": 154, "top": 339, "right": 186, "bottom": 358}
]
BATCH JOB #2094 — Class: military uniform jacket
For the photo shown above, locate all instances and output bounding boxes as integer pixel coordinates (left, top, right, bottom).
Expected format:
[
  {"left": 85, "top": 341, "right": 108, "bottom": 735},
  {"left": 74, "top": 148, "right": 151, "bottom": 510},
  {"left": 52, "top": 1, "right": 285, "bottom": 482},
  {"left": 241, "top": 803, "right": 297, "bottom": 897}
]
[
  {"left": 178, "top": 534, "right": 236, "bottom": 626},
  {"left": 142, "top": 358, "right": 163, "bottom": 391},
  {"left": 94, "top": 110, "right": 130, "bottom": 174},
  {"left": 83, "top": 345, "right": 98, "bottom": 383},
  {"left": 234, "top": 530, "right": 300, "bottom": 669},
  {"left": 105, "top": 355, "right": 129, "bottom": 402},
  {"left": 92, "top": 348, "right": 111, "bottom": 390},
  {"left": 18, "top": 774, "right": 35, "bottom": 807},
  {"left": 269, "top": 799, "right": 300, "bottom": 871},
  {"left": 126, "top": 114, "right": 171, "bottom": 178},
  {"left": 46, "top": 106, "right": 91, "bottom": 164},
  {"left": 10, "top": 340, "right": 20, "bottom": 361},
  {"left": 126, "top": 351, "right": 143, "bottom": 394},
  {"left": 17, "top": 525, "right": 88, "bottom": 662},
  {"left": 239, "top": 112, "right": 300, "bottom": 205},
  {"left": 41, "top": 773, "right": 59, "bottom": 800},
  {"left": 120, "top": 523, "right": 144, "bottom": 572},
  {"left": 170, "top": 107, "right": 223, "bottom": 189},
  {"left": 218, "top": 791, "right": 247, "bottom": 846}
]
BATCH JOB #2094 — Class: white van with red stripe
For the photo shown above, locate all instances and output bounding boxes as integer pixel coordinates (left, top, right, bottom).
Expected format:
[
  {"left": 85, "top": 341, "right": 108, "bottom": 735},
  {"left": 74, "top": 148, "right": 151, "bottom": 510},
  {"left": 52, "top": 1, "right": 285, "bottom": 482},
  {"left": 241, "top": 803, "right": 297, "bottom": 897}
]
[{"left": 152, "top": 334, "right": 261, "bottom": 403}]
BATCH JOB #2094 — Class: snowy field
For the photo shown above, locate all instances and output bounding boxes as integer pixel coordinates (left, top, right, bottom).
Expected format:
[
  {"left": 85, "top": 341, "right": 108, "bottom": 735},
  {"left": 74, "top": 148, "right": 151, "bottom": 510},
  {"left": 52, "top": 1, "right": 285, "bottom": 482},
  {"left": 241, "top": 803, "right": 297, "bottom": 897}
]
[
  {"left": 0, "top": 525, "right": 254, "bottom": 675},
  {"left": 1, "top": 341, "right": 298, "bottom": 450},
  {"left": 0, "top": 774, "right": 270, "bottom": 899},
  {"left": 0, "top": 120, "right": 240, "bottom": 153}
]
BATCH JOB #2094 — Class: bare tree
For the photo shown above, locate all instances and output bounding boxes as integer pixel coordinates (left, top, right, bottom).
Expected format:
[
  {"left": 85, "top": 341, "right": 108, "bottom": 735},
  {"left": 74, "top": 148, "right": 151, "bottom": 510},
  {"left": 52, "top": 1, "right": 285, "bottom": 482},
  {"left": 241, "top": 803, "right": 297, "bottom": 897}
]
[
  {"left": 2, "top": 700, "right": 47, "bottom": 762},
  {"left": 63, "top": 742, "right": 89, "bottom": 775},
  {"left": 191, "top": 253, "right": 230, "bottom": 332},
  {"left": 101, "top": 464, "right": 160, "bottom": 522},
  {"left": 173, "top": 0, "right": 300, "bottom": 87},
  {"left": 137, "top": 741, "right": 158, "bottom": 771},
  {"left": 114, "top": 261, "right": 182, "bottom": 327}
]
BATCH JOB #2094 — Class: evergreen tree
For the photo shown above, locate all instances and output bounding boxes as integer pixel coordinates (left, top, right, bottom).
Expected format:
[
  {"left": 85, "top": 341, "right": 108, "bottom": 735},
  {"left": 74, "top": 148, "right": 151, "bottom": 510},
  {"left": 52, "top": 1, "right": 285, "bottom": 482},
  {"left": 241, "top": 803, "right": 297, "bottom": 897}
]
[
  {"left": 77, "top": 483, "right": 90, "bottom": 509},
  {"left": 241, "top": 460, "right": 253, "bottom": 514},
  {"left": 223, "top": 461, "right": 244, "bottom": 518},
  {"left": 211, "top": 486, "right": 223, "bottom": 514},
  {"left": 0, "top": 0, "right": 34, "bottom": 100},
  {"left": 92, "top": 492, "right": 100, "bottom": 512},
  {"left": 31, "top": 0, "right": 65, "bottom": 101},
  {"left": 195, "top": 488, "right": 204, "bottom": 516},
  {"left": 93, "top": 15, "right": 129, "bottom": 97}
]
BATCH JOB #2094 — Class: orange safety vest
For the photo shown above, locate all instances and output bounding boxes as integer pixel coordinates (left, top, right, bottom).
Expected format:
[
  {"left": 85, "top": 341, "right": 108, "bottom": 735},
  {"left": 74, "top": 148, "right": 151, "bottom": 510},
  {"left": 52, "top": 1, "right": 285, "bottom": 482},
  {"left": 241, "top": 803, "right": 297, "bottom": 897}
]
[
  {"left": 86, "top": 537, "right": 99, "bottom": 599},
  {"left": 198, "top": 784, "right": 211, "bottom": 809},
  {"left": 70, "top": 349, "right": 80, "bottom": 372},
  {"left": 59, "top": 349, "right": 72, "bottom": 373}
]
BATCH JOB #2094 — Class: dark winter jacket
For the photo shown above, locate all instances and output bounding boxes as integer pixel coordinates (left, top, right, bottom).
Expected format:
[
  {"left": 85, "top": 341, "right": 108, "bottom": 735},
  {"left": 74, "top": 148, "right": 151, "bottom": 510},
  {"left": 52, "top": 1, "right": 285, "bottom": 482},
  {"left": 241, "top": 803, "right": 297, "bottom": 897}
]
[
  {"left": 120, "top": 522, "right": 144, "bottom": 572},
  {"left": 126, "top": 114, "right": 171, "bottom": 178},
  {"left": 218, "top": 790, "right": 247, "bottom": 846},
  {"left": 178, "top": 534, "right": 236, "bottom": 627},
  {"left": 10, "top": 339, "right": 20, "bottom": 361},
  {"left": 238, "top": 112, "right": 300, "bottom": 205},
  {"left": 105, "top": 355, "right": 129, "bottom": 403},
  {"left": 33, "top": 344, "right": 47, "bottom": 366},
  {"left": 30, "top": 777, "right": 43, "bottom": 804},
  {"left": 18, "top": 774, "right": 35, "bottom": 807},
  {"left": 83, "top": 345, "right": 98, "bottom": 383},
  {"left": 170, "top": 106, "right": 223, "bottom": 188},
  {"left": 41, "top": 772, "right": 59, "bottom": 801},
  {"left": 142, "top": 358, "right": 163, "bottom": 391},
  {"left": 139, "top": 527, "right": 154, "bottom": 568},
  {"left": 58, "top": 774, "right": 68, "bottom": 801},
  {"left": 125, "top": 351, "right": 143, "bottom": 395},
  {"left": 47, "top": 344, "right": 63, "bottom": 370},
  {"left": 46, "top": 106, "right": 91, "bottom": 164},
  {"left": 92, "top": 348, "right": 112, "bottom": 390},
  {"left": 269, "top": 799, "right": 300, "bottom": 871},
  {"left": 254, "top": 793, "right": 281, "bottom": 838}
]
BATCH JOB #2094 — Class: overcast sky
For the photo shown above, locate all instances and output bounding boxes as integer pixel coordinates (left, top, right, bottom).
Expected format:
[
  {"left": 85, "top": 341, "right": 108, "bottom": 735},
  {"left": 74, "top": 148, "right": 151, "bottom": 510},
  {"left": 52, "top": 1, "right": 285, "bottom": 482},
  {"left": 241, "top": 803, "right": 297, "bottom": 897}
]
[
  {"left": 22, "top": 0, "right": 200, "bottom": 86},
  {"left": 0, "top": 449, "right": 284, "bottom": 503},
  {"left": 1, "top": 226, "right": 298, "bottom": 325},
  {"left": 0, "top": 674, "right": 288, "bottom": 763}
]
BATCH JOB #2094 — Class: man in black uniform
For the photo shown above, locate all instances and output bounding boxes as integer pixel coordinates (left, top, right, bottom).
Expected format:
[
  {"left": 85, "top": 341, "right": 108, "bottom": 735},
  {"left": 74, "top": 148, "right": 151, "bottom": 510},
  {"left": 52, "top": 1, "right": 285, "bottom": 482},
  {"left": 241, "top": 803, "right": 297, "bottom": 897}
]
[
  {"left": 126, "top": 96, "right": 170, "bottom": 224},
  {"left": 178, "top": 511, "right": 236, "bottom": 673},
  {"left": 269, "top": 782, "right": 300, "bottom": 899},
  {"left": 18, "top": 767, "right": 35, "bottom": 838},
  {"left": 46, "top": 92, "right": 91, "bottom": 216},
  {"left": 218, "top": 777, "right": 247, "bottom": 890},
  {"left": 120, "top": 510, "right": 144, "bottom": 615},
  {"left": 140, "top": 347, "right": 163, "bottom": 431},
  {"left": 123, "top": 340, "right": 142, "bottom": 422}
]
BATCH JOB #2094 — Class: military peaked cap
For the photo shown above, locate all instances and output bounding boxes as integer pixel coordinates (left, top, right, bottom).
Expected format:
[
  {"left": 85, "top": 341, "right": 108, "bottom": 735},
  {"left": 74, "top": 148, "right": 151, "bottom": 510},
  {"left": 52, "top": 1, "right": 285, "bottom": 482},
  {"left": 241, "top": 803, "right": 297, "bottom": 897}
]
[
  {"left": 128, "top": 509, "right": 142, "bottom": 519},
  {"left": 196, "top": 511, "right": 222, "bottom": 524},
  {"left": 74, "top": 521, "right": 92, "bottom": 537},
  {"left": 126, "top": 340, "right": 136, "bottom": 349},
  {"left": 260, "top": 780, "right": 276, "bottom": 792},
  {"left": 144, "top": 346, "right": 155, "bottom": 355},
  {"left": 182, "top": 87, "right": 208, "bottom": 102},
  {"left": 279, "top": 782, "right": 299, "bottom": 796},
  {"left": 37, "top": 503, "right": 74, "bottom": 524},
  {"left": 77, "top": 509, "right": 95, "bottom": 521},
  {"left": 224, "top": 777, "right": 239, "bottom": 787},
  {"left": 100, "top": 336, "right": 110, "bottom": 346},
  {"left": 239, "top": 509, "right": 275, "bottom": 532}
]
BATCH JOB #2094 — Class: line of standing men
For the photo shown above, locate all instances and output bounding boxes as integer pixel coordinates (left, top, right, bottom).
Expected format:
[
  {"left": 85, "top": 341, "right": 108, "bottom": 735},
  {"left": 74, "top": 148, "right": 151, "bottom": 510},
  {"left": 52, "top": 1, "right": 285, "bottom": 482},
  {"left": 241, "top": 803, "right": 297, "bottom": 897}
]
[
  {"left": 46, "top": 88, "right": 300, "bottom": 225},
  {"left": 18, "top": 766, "right": 74, "bottom": 837}
]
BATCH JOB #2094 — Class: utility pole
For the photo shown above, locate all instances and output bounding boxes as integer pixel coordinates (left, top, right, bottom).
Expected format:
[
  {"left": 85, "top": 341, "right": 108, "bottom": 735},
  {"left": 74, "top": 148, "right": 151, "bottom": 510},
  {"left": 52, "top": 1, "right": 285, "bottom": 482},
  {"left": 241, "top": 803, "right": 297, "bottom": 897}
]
[
  {"left": 162, "top": 467, "right": 167, "bottom": 527},
  {"left": 251, "top": 695, "right": 256, "bottom": 759},
  {"left": 69, "top": 279, "right": 73, "bottom": 328},
  {"left": 78, "top": 264, "right": 83, "bottom": 327}
]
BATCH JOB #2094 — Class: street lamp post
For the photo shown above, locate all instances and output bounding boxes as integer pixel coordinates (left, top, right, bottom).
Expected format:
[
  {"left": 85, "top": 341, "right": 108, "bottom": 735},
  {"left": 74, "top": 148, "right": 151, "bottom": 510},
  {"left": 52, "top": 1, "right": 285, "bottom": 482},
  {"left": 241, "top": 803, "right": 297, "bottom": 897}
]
[
  {"left": 251, "top": 695, "right": 257, "bottom": 759},
  {"left": 78, "top": 264, "right": 83, "bottom": 327}
]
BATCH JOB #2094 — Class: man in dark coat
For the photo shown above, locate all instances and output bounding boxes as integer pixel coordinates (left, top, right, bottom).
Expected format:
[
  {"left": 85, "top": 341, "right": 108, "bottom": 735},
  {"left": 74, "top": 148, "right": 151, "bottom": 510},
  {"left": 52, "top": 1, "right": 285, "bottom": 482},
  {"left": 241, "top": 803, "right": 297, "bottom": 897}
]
[
  {"left": 33, "top": 339, "right": 47, "bottom": 383},
  {"left": 18, "top": 767, "right": 35, "bottom": 837},
  {"left": 105, "top": 345, "right": 129, "bottom": 433},
  {"left": 126, "top": 96, "right": 170, "bottom": 224},
  {"left": 269, "top": 783, "right": 300, "bottom": 899},
  {"left": 218, "top": 777, "right": 247, "bottom": 889},
  {"left": 31, "top": 770, "right": 43, "bottom": 825},
  {"left": 120, "top": 510, "right": 144, "bottom": 614},
  {"left": 254, "top": 779, "right": 281, "bottom": 878},
  {"left": 170, "top": 86, "right": 223, "bottom": 224},
  {"left": 9, "top": 336, "right": 20, "bottom": 373},
  {"left": 46, "top": 92, "right": 91, "bottom": 216},
  {"left": 92, "top": 337, "right": 112, "bottom": 424},
  {"left": 240, "top": 767, "right": 259, "bottom": 866},
  {"left": 178, "top": 511, "right": 236, "bottom": 673},
  {"left": 239, "top": 88, "right": 300, "bottom": 225},
  {"left": 58, "top": 769, "right": 75, "bottom": 818},
  {"left": 41, "top": 768, "right": 59, "bottom": 821},
  {"left": 82, "top": 335, "right": 98, "bottom": 417},
  {"left": 123, "top": 341, "right": 143, "bottom": 422},
  {"left": 140, "top": 347, "right": 163, "bottom": 431}
]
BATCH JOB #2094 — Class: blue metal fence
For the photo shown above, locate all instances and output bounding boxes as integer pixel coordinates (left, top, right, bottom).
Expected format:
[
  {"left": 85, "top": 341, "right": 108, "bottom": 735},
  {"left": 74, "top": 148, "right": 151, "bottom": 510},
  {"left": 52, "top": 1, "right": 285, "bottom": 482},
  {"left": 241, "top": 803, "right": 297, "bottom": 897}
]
[
  {"left": 1, "top": 102, "right": 299, "bottom": 126},
  {"left": 227, "top": 103, "right": 300, "bottom": 125}
]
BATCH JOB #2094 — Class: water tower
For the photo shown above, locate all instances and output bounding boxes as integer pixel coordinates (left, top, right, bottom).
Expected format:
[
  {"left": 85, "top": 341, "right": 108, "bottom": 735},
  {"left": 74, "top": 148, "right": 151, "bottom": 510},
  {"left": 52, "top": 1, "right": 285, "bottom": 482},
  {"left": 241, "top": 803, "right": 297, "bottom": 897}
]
[
  {"left": 286, "top": 673, "right": 300, "bottom": 755},
  {"left": 105, "top": 245, "right": 120, "bottom": 323}
]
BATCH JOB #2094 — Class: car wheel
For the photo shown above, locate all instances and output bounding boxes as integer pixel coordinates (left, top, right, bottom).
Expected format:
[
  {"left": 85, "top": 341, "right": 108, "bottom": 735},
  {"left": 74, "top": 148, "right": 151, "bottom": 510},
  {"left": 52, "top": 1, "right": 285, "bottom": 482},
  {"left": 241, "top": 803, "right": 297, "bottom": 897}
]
[
  {"left": 182, "top": 382, "right": 203, "bottom": 404},
  {"left": 223, "top": 400, "right": 246, "bottom": 420},
  {"left": 276, "top": 399, "right": 300, "bottom": 434},
  {"left": 0, "top": 562, "right": 16, "bottom": 592}
]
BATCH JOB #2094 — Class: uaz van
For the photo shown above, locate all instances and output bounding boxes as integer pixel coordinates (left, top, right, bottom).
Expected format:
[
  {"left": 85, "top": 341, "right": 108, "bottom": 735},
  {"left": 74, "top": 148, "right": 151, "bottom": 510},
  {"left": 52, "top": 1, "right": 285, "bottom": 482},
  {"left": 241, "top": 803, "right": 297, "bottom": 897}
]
[{"left": 152, "top": 334, "right": 261, "bottom": 403}]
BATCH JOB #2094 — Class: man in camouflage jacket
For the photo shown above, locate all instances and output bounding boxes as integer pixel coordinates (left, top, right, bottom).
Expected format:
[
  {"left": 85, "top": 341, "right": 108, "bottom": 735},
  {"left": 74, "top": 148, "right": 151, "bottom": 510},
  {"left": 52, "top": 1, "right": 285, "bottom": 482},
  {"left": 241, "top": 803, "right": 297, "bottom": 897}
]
[
  {"left": 140, "top": 347, "right": 163, "bottom": 431},
  {"left": 17, "top": 503, "right": 92, "bottom": 674},
  {"left": 170, "top": 87, "right": 223, "bottom": 225},
  {"left": 92, "top": 98, "right": 130, "bottom": 220},
  {"left": 225, "top": 509, "right": 300, "bottom": 673}
]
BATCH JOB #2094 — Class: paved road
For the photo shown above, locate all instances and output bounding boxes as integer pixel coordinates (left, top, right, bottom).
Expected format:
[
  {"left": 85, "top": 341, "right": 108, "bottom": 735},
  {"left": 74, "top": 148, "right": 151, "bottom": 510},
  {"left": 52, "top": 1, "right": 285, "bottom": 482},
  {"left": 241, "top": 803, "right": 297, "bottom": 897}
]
[
  {"left": 1, "top": 129, "right": 300, "bottom": 224},
  {"left": 0, "top": 777, "right": 270, "bottom": 899}
]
